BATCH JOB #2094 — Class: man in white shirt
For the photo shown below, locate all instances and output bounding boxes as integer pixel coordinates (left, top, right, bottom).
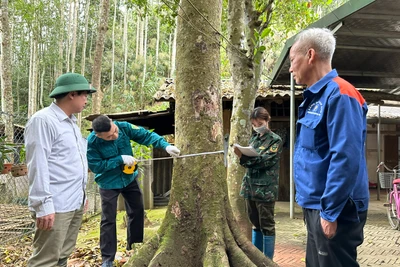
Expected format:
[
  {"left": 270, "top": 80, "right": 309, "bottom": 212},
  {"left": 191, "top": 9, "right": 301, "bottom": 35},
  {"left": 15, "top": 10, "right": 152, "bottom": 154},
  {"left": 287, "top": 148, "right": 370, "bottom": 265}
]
[{"left": 25, "top": 73, "right": 96, "bottom": 267}]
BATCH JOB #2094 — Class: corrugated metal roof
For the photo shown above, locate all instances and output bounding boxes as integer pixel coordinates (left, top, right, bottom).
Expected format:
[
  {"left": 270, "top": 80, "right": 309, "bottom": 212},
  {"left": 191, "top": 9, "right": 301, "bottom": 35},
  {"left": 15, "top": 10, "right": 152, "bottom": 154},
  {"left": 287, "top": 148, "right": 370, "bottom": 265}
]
[{"left": 269, "top": 0, "right": 400, "bottom": 95}]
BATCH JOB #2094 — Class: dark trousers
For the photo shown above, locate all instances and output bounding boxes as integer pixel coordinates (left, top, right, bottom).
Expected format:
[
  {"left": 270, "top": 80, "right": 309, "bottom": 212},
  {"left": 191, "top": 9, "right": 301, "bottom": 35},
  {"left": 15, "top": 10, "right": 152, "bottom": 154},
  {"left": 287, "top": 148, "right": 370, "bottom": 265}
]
[
  {"left": 303, "top": 208, "right": 367, "bottom": 267},
  {"left": 246, "top": 199, "right": 275, "bottom": 236},
  {"left": 99, "top": 179, "right": 144, "bottom": 262}
]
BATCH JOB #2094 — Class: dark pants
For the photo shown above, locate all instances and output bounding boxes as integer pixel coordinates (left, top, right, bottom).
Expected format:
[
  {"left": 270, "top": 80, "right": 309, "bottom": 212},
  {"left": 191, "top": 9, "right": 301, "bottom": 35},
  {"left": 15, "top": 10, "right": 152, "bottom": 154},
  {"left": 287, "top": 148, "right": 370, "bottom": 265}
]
[
  {"left": 99, "top": 179, "right": 144, "bottom": 262},
  {"left": 246, "top": 199, "right": 275, "bottom": 236},
  {"left": 303, "top": 208, "right": 367, "bottom": 267}
]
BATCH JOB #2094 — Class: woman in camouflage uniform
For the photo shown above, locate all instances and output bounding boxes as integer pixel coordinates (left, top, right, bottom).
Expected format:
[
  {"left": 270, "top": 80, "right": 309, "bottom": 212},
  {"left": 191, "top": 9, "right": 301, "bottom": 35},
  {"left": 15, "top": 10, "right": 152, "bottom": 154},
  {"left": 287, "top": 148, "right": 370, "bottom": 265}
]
[{"left": 233, "top": 107, "right": 282, "bottom": 260}]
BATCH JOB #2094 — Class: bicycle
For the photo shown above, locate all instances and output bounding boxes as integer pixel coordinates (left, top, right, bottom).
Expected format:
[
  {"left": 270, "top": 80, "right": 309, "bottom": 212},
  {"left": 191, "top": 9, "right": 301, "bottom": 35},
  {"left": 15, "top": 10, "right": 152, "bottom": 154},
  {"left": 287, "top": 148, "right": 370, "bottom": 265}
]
[{"left": 376, "top": 162, "right": 400, "bottom": 230}]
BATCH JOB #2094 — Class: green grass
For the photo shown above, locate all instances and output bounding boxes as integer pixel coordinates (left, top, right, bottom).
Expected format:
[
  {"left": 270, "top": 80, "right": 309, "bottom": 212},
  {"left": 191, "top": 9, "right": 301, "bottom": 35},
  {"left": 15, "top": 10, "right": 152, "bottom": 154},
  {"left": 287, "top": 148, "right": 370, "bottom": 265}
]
[{"left": 78, "top": 207, "right": 168, "bottom": 246}]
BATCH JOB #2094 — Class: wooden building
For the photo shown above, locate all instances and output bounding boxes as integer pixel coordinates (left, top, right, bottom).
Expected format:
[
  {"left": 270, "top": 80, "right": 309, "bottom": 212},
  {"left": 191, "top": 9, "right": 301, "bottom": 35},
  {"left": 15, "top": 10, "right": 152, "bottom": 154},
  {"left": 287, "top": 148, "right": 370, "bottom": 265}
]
[{"left": 85, "top": 79, "right": 400, "bottom": 206}]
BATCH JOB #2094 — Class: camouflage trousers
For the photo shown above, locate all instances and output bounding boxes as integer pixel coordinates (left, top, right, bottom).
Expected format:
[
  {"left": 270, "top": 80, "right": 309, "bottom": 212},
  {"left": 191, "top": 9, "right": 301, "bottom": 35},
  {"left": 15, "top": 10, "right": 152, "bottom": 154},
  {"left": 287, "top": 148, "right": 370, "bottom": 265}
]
[{"left": 246, "top": 199, "right": 275, "bottom": 236}]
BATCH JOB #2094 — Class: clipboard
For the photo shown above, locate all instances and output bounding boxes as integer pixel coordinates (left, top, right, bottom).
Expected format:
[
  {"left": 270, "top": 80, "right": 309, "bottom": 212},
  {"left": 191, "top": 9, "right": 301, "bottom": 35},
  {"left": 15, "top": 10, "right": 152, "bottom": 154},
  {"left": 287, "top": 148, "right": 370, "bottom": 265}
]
[{"left": 233, "top": 144, "right": 259, "bottom": 157}]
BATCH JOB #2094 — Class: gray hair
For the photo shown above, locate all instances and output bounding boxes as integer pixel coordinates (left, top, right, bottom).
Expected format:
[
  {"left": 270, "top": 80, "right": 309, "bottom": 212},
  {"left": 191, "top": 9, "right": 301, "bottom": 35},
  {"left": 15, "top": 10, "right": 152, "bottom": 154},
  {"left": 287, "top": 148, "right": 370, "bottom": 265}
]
[{"left": 294, "top": 28, "right": 336, "bottom": 62}]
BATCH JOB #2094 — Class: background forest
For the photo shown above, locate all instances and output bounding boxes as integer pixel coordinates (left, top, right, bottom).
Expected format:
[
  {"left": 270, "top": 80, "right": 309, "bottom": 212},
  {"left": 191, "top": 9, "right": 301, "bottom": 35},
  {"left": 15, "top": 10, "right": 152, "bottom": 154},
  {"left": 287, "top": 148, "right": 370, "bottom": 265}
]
[{"left": 1, "top": 0, "right": 346, "bottom": 130}]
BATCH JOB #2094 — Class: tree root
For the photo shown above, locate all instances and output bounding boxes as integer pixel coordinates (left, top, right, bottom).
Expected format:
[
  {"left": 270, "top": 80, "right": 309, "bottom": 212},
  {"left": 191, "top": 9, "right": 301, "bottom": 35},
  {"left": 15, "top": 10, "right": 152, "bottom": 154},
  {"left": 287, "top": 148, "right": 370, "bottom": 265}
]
[
  {"left": 124, "top": 234, "right": 161, "bottom": 267},
  {"left": 203, "top": 234, "right": 230, "bottom": 267},
  {"left": 223, "top": 222, "right": 259, "bottom": 267},
  {"left": 225, "top": 200, "right": 278, "bottom": 267}
]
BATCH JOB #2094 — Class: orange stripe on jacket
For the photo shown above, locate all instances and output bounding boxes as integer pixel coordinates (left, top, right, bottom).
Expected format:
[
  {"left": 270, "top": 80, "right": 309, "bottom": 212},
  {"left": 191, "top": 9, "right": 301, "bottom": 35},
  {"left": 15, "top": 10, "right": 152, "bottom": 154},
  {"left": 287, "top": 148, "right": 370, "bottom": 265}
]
[{"left": 333, "top": 76, "right": 365, "bottom": 107}]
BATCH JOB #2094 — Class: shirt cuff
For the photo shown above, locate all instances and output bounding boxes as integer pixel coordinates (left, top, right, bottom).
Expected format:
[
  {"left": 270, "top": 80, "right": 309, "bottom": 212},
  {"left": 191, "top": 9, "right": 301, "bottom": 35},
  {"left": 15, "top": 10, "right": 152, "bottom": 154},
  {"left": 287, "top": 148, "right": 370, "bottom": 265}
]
[{"left": 35, "top": 201, "right": 55, "bottom": 218}]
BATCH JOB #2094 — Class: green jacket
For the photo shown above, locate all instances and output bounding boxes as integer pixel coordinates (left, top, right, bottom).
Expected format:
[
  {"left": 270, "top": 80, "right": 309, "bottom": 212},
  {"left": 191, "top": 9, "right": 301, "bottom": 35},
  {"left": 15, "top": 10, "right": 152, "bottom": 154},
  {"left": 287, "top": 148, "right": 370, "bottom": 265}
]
[
  {"left": 239, "top": 130, "right": 282, "bottom": 202},
  {"left": 87, "top": 121, "right": 170, "bottom": 189}
]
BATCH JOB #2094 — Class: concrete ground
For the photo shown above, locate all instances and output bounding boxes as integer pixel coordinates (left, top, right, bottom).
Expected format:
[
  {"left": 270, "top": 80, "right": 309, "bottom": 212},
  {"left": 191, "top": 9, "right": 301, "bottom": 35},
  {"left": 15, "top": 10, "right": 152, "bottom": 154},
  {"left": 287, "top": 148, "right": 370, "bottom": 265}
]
[{"left": 273, "top": 189, "right": 400, "bottom": 267}]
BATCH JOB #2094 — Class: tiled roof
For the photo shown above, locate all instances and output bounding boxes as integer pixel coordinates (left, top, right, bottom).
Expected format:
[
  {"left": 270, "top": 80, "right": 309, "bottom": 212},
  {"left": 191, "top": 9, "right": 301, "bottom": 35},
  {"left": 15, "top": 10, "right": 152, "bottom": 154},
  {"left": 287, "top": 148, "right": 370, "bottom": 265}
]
[
  {"left": 367, "top": 105, "right": 400, "bottom": 120},
  {"left": 154, "top": 79, "right": 303, "bottom": 101}
]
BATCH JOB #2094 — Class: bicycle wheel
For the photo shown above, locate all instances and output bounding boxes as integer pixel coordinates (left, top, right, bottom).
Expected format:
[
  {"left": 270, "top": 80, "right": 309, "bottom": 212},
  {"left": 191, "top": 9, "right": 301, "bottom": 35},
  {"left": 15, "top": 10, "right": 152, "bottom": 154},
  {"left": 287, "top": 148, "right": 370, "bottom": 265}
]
[{"left": 386, "top": 192, "right": 400, "bottom": 229}]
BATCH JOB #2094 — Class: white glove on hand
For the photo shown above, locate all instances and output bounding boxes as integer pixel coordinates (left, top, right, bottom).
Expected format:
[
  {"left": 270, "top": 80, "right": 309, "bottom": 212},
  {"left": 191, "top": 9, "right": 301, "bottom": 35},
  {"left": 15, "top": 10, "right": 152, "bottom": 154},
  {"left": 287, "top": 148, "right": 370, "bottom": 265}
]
[
  {"left": 121, "top": 155, "right": 136, "bottom": 166},
  {"left": 166, "top": 145, "right": 180, "bottom": 157}
]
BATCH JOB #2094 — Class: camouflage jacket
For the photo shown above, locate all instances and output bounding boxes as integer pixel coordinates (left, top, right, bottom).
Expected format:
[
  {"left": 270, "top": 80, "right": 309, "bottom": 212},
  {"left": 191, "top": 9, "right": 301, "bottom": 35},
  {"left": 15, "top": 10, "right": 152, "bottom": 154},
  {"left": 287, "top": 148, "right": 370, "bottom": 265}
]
[{"left": 239, "top": 130, "right": 282, "bottom": 202}]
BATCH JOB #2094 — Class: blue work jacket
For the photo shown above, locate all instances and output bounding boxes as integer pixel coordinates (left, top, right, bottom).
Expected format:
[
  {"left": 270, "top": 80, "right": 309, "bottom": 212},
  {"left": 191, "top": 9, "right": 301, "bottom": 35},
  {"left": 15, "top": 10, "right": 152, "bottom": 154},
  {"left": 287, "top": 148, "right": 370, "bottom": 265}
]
[
  {"left": 87, "top": 121, "right": 170, "bottom": 189},
  {"left": 294, "top": 69, "right": 369, "bottom": 223}
]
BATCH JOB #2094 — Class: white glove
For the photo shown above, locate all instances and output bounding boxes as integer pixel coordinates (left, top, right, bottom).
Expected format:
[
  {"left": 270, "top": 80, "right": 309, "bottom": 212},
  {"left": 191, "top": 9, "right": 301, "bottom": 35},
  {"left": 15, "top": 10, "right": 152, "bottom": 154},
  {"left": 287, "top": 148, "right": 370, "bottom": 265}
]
[
  {"left": 121, "top": 155, "right": 136, "bottom": 166},
  {"left": 166, "top": 145, "right": 180, "bottom": 157}
]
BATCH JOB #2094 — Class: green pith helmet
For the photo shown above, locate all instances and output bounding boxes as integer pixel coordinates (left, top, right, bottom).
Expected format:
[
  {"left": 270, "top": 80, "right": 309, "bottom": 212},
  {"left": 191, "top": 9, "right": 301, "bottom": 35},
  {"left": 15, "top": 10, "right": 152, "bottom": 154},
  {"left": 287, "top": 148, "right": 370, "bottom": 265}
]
[{"left": 49, "top": 73, "right": 97, "bottom": 98}]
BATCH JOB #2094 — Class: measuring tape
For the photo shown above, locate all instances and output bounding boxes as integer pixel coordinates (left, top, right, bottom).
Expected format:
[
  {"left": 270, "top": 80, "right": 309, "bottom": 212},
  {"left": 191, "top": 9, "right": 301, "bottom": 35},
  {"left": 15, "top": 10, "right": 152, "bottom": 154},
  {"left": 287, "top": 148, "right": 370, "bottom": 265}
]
[{"left": 122, "top": 150, "right": 224, "bottom": 174}]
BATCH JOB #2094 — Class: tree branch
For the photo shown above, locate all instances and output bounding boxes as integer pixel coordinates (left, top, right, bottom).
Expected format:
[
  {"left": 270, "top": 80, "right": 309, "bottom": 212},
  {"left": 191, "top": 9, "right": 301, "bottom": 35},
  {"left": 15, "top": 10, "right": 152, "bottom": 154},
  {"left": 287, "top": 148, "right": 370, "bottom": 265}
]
[{"left": 259, "top": 0, "right": 274, "bottom": 34}]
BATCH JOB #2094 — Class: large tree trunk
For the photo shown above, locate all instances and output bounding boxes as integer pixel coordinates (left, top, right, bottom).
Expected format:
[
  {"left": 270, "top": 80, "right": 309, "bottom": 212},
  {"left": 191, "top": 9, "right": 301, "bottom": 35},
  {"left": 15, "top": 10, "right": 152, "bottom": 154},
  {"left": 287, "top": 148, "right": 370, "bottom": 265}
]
[
  {"left": 1, "top": 0, "right": 13, "bottom": 144},
  {"left": 124, "top": 1, "right": 276, "bottom": 266},
  {"left": 226, "top": 0, "right": 253, "bottom": 240},
  {"left": 91, "top": 0, "right": 110, "bottom": 113},
  {"left": 226, "top": 0, "right": 274, "bottom": 241}
]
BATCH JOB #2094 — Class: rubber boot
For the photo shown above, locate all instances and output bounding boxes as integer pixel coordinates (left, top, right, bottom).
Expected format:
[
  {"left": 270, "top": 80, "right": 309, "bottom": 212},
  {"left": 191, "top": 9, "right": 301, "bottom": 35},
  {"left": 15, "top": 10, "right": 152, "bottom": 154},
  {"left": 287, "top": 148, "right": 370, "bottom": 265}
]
[
  {"left": 263, "top": 235, "right": 275, "bottom": 259},
  {"left": 252, "top": 229, "right": 263, "bottom": 252}
]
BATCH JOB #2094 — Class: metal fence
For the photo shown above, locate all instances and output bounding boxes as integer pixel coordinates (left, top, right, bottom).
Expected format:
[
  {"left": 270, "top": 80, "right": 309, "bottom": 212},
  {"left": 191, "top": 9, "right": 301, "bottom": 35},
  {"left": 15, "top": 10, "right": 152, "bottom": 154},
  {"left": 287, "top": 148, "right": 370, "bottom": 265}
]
[{"left": 0, "top": 112, "right": 102, "bottom": 246}]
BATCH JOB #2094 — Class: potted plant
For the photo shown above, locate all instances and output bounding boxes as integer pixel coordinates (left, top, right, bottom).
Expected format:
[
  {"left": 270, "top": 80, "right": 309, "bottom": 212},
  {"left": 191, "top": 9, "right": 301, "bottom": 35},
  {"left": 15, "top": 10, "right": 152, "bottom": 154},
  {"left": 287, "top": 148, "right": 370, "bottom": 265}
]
[
  {"left": 0, "top": 135, "right": 17, "bottom": 174},
  {"left": 11, "top": 145, "right": 28, "bottom": 177}
]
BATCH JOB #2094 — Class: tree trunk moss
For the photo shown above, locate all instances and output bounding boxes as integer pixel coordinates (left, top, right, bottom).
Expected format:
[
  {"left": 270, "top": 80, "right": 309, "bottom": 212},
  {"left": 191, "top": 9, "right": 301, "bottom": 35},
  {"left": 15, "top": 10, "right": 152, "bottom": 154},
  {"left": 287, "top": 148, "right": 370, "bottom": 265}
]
[{"left": 124, "top": 0, "right": 276, "bottom": 266}]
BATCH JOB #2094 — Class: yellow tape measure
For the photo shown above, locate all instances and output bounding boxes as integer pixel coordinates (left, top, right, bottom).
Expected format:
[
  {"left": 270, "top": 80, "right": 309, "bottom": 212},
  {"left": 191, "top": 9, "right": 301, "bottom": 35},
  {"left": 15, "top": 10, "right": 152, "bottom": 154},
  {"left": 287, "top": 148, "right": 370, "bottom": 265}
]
[
  {"left": 122, "top": 162, "right": 137, "bottom": 174},
  {"left": 121, "top": 150, "right": 225, "bottom": 174}
]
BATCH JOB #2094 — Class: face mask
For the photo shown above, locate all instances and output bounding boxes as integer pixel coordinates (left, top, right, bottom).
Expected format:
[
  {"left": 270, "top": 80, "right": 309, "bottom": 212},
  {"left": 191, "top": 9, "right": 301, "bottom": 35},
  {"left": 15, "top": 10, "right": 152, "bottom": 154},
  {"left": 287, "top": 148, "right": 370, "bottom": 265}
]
[{"left": 253, "top": 124, "right": 267, "bottom": 134}]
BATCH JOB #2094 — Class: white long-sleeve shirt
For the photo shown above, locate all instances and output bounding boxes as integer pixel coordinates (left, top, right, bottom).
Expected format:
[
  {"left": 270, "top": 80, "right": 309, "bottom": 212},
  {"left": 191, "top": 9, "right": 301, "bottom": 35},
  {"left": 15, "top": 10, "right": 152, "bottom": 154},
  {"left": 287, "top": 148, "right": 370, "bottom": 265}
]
[{"left": 25, "top": 103, "right": 87, "bottom": 217}]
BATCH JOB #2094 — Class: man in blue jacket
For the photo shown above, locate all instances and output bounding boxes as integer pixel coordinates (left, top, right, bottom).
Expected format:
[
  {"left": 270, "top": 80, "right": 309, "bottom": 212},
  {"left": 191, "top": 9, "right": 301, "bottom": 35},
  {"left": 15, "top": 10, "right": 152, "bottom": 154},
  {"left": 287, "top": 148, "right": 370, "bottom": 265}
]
[
  {"left": 290, "top": 28, "right": 369, "bottom": 267},
  {"left": 87, "top": 115, "right": 180, "bottom": 267}
]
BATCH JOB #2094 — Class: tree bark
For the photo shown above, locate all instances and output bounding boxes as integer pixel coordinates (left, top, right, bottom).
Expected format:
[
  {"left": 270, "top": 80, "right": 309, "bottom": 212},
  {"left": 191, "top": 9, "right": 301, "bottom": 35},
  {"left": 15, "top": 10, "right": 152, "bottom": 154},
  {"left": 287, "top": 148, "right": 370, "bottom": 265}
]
[
  {"left": 81, "top": 0, "right": 90, "bottom": 76},
  {"left": 225, "top": 0, "right": 254, "bottom": 241},
  {"left": 91, "top": 0, "right": 110, "bottom": 113},
  {"left": 141, "top": 12, "right": 148, "bottom": 108},
  {"left": 170, "top": 17, "right": 177, "bottom": 78},
  {"left": 124, "top": 7, "right": 129, "bottom": 91},
  {"left": 111, "top": 0, "right": 117, "bottom": 104},
  {"left": 0, "top": 0, "right": 13, "bottom": 144},
  {"left": 71, "top": 0, "right": 78, "bottom": 73},
  {"left": 28, "top": 35, "right": 38, "bottom": 117},
  {"left": 139, "top": 17, "right": 144, "bottom": 57},
  {"left": 125, "top": 1, "right": 276, "bottom": 266},
  {"left": 155, "top": 0, "right": 160, "bottom": 73},
  {"left": 65, "top": 0, "right": 72, "bottom": 73},
  {"left": 40, "top": 69, "right": 45, "bottom": 109},
  {"left": 56, "top": 0, "right": 65, "bottom": 79},
  {"left": 135, "top": 15, "right": 140, "bottom": 60},
  {"left": 226, "top": 0, "right": 274, "bottom": 241}
]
